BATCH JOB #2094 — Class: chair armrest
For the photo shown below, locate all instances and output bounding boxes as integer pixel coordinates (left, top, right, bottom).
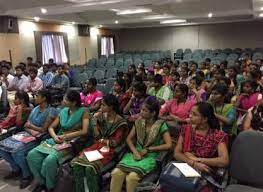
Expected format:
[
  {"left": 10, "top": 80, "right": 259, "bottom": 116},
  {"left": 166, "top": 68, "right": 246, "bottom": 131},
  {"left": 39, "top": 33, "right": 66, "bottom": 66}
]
[
  {"left": 70, "top": 136, "right": 83, "bottom": 155},
  {"left": 156, "top": 151, "right": 170, "bottom": 167},
  {"left": 203, "top": 168, "right": 228, "bottom": 189},
  {"left": 140, "top": 151, "right": 171, "bottom": 184}
]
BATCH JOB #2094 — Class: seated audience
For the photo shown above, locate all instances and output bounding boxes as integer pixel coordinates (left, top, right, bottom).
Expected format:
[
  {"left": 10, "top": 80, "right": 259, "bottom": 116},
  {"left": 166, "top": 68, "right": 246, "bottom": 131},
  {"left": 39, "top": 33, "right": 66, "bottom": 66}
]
[
  {"left": 209, "top": 84, "right": 237, "bottom": 135},
  {"left": 162, "top": 64, "right": 171, "bottom": 84},
  {"left": 189, "top": 75, "right": 207, "bottom": 102},
  {"left": 123, "top": 72, "right": 133, "bottom": 91},
  {"left": 189, "top": 62, "right": 198, "bottom": 78},
  {"left": 243, "top": 99, "right": 263, "bottom": 131},
  {"left": 71, "top": 94, "right": 128, "bottom": 192},
  {"left": 80, "top": 78, "right": 103, "bottom": 112},
  {"left": 145, "top": 70, "right": 155, "bottom": 91},
  {"left": 0, "top": 91, "right": 30, "bottom": 131},
  {"left": 26, "top": 57, "right": 33, "bottom": 67},
  {"left": 160, "top": 84, "right": 197, "bottom": 132},
  {"left": 128, "top": 64, "right": 137, "bottom": 80},
  {"left": 148, "top": 74, "right": 173, "bottom": 104},
  {"left": 136, "top": 64, "right": 147, "bottom": 81},
  {"left": 50, "top": 63, "right": 57, "bottom": 75},
  {"left": 8, "top": 65, "right": 28, "bottom": 92},
  {"left": 110, "top": 96, "right": 172, "bottom": 192},
  {"left": 179, "top": 66, "right": 191, "bottom": 85},
  {"left": 0, "top": 63, "right": 14, "bottom": 88},
  {"left": 160, "top": 102, "right": 229, "bottom": 192},
  {"left": 39, "top": 64, "right": 54, "bottom": 88},
  {"left": 27, "top": 90, "right": 90, "bottom": 192},
  {"left": 166, "top": 71, "right": 180, "bottom": 91},
  {"left": 123, "top": 82, "right": 147, "bottom": 122},
  {"left": 236, "top": 80, "right": 262, "bottom": 116},
  {"left": 0, "top": 89, "right": 56, "bottom": 189},
  {"left": 154, "top": 61, "right": 163, "bottom": 75},
  {"left": 50, "top": 65, "right": 70, "bottom": 92},
  {"left": 26, "top": 68, "right": 43, "bottom": 93},
  {"left": 112, "top": 78, "right": 129, "bottom": 112}
]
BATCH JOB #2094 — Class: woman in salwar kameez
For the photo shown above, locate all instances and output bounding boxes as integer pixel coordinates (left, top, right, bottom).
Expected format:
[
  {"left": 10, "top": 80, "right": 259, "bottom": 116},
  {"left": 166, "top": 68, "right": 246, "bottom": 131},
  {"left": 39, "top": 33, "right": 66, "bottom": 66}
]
[
  {"left": 110, "top": 96, "right": 172, "bottom": 192},
  {"left": 0, "top": 90, "right": 56, "bottom": 189},
  {"left": 71, "top": 94, "right": 128, "bottom": 192},
  {"left": 27, "top": 90, "right": 91, "bottom": 192},
  {"left": 0, "top": 90, "right": 31, "bottom": 133}
]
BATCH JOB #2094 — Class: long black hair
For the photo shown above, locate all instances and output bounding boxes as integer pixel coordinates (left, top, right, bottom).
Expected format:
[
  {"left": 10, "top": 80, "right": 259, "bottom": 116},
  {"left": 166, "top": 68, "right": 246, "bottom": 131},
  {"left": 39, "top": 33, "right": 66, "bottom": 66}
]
[
  {"left": 115, "top": 78, "right": 126, "bottom": 92},
  {"left": 103, "top": 94, "right": 120, "bottom": 115},
  {"left": 65, "top": 90, "right": 82, "bottom": 107},
  {"left": 37, "top": 89, "right": 52, "bottom": 104},
  {"left": 15, "top": 91, "right": 30, "bottom": 107},
  {"left": 196, "top": 102, "right": 220, "bottom": 130},
  {"left": 177, "top": 84, "right": 189, "bottom": 98},
  {"left": 143, "top": 96, "right": 160, "bottom": 120}
]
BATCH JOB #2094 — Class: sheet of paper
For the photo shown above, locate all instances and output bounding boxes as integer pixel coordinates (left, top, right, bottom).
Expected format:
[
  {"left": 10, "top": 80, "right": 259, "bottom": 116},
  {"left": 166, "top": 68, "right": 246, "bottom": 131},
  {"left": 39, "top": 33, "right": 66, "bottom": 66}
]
[
  {"left": 84, "top": 150, "right": 104, "bottom": 162},
  {"left": 173, "top": 163, "right": 201, "bottom": 177}
]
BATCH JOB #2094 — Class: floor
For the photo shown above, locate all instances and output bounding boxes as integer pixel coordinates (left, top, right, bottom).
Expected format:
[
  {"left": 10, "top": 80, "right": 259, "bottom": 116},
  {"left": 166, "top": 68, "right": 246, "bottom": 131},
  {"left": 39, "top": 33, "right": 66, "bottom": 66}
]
[{"left": 0, "top": 159, "right": 35, "bottom": 192}]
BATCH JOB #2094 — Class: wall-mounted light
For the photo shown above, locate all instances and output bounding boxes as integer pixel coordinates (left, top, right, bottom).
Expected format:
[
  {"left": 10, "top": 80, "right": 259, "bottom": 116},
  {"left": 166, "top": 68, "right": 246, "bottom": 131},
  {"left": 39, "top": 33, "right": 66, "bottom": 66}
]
[
  {"left": 41, "top": 8, "right": 47, "bottom": 14},
  {"left": 34, "top": 17, "right": 40, "bottom": 22}
]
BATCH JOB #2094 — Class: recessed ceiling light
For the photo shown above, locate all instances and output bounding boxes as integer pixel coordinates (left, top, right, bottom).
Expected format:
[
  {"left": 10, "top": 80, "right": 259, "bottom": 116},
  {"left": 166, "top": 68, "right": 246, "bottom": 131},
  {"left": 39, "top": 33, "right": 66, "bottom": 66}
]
[
  {"left": 72, "top": 21, "right": 76, "bottom": 24},
  {"left": 160, "top": 19, "right": 186, "bottom": 24},
  {"left": 99, "top": 25, "right": 103, "bottom": 27},
  {"left": 34, "top": 17, "right": 40, "bottom": 22},
  {"left": 115, "top": 20, "right": 119, "bottom": 24},
  {"left": 143, "top": 14, "right": 174, "bottom": 20},
  {"left": 260, "top": 7, "right": 263, "bottom": 11},
  {"left": 259, "top": 13, "right": 263, "bottom": 17},
  {"left": 110, "top": 9, "right": 120, "bottom": 12},
  {"left": 41, "top": 8, "right": 47, "bottom": 14},
  {"left": 208, "top": 12, "right": 213, "bottom": 18},
  {"left": 116, "top": 8, "right": 152, "bottom": 15}
]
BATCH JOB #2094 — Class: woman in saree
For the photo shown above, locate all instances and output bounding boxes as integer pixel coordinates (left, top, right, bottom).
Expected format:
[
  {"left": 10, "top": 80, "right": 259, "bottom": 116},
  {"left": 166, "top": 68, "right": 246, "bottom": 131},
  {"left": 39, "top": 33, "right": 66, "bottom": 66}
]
[
  {"left": 160, "top": 102, "right": 229, "bottom": 192},
  {"left": 71, "top": 94, "right": 128, "bottom": 192},
  {"left": 27, "top": 90, "right": 91, "bottom": 192},
  {"left": 110, "top": 96, "right": 172, "bottom": 192},
  {"left": 0, "top": 90, "right": 31, "bottom": 132},
  {"left": 208, "top": 84, "right": 237, "bottom": 135},
  {"left": 0, "top": 89, "right": 57, "bottom": 189}
]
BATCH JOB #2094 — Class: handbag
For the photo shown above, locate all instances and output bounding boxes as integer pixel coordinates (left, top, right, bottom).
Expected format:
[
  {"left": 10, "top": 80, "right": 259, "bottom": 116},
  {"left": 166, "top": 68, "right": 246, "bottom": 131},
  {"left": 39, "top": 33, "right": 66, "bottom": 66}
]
[
  {"left": 54, "top": 163, "right": 74, "bottom": 192},
  {"left": 159, "top": 162, "right": 201, "bottom": 192}
]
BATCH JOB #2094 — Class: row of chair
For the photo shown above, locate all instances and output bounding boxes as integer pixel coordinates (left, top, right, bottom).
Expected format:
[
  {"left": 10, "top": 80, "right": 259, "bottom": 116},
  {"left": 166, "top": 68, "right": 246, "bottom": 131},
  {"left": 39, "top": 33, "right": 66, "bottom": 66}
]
[
  {"left": 176, "top": 48, "right": 263, "bottom": 57},
  {"left": 175, "top": 48, "right": 263, "bottom": 65},
  {"left": 86, "top": 50, "right": 171, "bottom": 69}
]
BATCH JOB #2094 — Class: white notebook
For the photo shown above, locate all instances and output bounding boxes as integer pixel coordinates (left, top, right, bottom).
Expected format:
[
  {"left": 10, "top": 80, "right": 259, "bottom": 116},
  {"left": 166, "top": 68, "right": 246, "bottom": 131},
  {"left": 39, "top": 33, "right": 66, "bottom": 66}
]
[
  {"left": 84, "top": 150, "right": 104, "bottom": 162},
  {"left": 173, "top": 163, "right": 201, "bottom": 177}
]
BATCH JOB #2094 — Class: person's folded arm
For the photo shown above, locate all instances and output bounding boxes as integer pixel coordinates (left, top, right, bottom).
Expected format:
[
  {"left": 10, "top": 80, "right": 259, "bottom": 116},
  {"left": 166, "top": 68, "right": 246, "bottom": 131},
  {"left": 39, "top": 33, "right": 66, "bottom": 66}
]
[
  {"left": 198, "top": 142, "right": 229, "bottom": 168},
  {"left": 174, "top": 135, "right": 195, "bottom": 166}
]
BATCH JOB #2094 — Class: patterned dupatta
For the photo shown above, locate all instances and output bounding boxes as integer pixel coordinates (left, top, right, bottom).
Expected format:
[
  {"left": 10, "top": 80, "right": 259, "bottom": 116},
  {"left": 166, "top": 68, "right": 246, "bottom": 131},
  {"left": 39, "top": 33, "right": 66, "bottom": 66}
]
[
  {"left": 97, "top": 115, "right": 127, "bottom": 139},
  {"left": 135, "top": 118, "right": 165, "bottom": 148}
]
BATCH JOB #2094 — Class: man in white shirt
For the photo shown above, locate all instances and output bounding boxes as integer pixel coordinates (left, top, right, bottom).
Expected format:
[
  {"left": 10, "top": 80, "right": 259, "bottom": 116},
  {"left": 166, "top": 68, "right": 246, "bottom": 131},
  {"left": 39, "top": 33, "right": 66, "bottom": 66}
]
[
  {"left": 8, "top": 65, "right": 28, "bottom": 92},
  {"left": 0, "top": 64, "right": 14, "bottom": 88}
]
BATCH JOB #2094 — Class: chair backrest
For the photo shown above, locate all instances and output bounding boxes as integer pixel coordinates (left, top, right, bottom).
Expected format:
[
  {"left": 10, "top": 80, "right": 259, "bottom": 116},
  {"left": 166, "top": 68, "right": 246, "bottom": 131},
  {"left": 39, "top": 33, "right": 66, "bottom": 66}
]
[
  {"left": 230, "top": 131, "right": 263, "bottom": 188},
  {"left": 93, "top": 70, "right": 105, "bottom": 80}
]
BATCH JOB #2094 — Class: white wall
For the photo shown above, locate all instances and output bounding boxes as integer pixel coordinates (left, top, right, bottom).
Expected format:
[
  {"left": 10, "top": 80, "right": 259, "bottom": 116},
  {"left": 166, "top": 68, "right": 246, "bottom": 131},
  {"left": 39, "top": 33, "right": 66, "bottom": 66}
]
[{"left": 117, "top": 21, "right": 263, "bottom": 52}]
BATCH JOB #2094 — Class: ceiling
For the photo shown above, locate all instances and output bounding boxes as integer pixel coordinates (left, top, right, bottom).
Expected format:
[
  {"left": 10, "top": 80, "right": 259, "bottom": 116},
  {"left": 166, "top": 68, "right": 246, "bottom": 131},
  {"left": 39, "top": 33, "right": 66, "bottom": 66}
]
[{"left": 1, "top": 0, "right": 263, "bottom": 28}]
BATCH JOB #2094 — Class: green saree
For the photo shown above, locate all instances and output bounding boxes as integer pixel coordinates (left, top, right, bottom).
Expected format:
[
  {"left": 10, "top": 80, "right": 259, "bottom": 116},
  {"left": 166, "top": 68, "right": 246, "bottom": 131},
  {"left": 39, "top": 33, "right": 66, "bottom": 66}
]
[
  {"left": 117, "top": 118, "right": 169, "bottom": 176},
  {"left": 71, "top": 115, "right": 128, "bottom": 192}
]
